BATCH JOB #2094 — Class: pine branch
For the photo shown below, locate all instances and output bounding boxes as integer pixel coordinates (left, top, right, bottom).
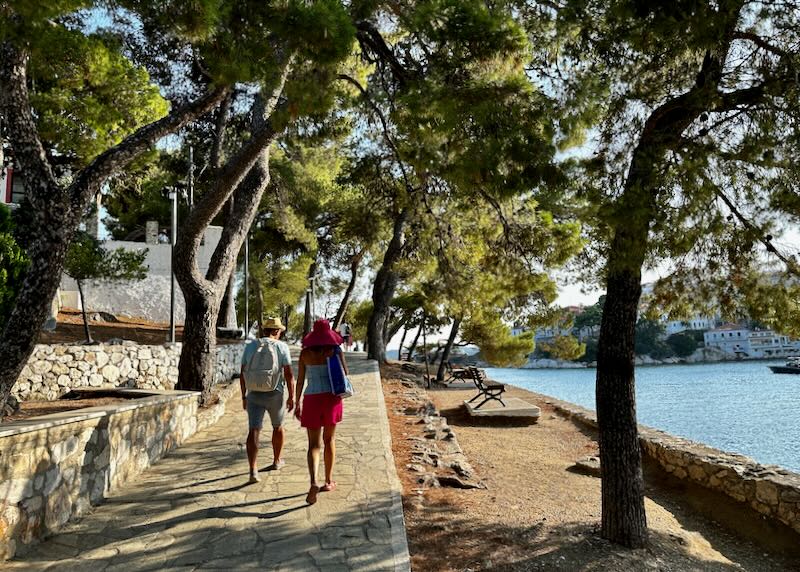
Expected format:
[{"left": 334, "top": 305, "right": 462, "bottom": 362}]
[
  {"left": 713, "top": 187, "right": 800, "bottom": 277},
  {"left": 68, "top": 86, "right": 230, "bottom": 215}
]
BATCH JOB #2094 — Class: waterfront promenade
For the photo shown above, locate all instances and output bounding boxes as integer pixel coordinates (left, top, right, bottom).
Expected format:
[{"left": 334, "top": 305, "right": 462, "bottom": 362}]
[{"left": 6, "top": 356, "right": 410, "bottom": 571}]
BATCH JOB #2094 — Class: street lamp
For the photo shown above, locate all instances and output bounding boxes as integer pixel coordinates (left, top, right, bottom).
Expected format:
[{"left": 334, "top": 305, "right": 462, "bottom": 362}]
[{"left": 168, "top": 188, "right": 178, "bottom": 344}]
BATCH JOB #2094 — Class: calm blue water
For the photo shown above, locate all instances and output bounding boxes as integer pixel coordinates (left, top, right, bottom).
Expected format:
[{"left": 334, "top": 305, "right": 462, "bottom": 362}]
[{"left": 487, "top": 361, "right": 800, "bottom": 473}]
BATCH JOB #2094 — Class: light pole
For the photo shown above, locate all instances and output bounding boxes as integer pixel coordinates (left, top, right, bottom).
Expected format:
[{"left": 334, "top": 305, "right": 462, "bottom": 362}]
[
  {"left": 168, "top": 188, "right": 178, "bottom": 344},
  {"left": 188, "top": 145, "right": 194, "bottom": 209},
  {"left": 243, "top": 231, "right": 249, "bottom": 338}
]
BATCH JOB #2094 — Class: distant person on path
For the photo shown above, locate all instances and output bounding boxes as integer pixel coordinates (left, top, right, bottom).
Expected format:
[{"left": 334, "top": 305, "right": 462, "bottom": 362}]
[
  {"left": 240, "top": 317, "right": 294, "bottom": 484},
  {"left": 337, "top": 321, "right": 352, "bottom": 350},
  {"left": 295, "top": 319, "right": 348, "bottom": 505}
]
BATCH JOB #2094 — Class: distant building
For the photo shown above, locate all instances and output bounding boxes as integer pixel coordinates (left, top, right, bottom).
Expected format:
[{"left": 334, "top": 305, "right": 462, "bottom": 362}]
[
  {"left": 704, "top": 324, "right": 800, "bottom": 358},
  {"left": 59, "top": 225, "right": 224, "bottom": 324},
  {"left": 661, "top": 315, "right": 714, "bottom": 336},
  {"left": 0, "top": 165, "right": 25, "bottom": 206}
]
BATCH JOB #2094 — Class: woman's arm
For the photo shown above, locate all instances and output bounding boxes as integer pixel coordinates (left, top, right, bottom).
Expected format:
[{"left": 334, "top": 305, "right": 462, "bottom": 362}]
[
  {"left": 338, "top": 346, "right": 349, "bottom": 375},
  {"left": 295, "top": 351, "right": 306, "bottom": 417}
]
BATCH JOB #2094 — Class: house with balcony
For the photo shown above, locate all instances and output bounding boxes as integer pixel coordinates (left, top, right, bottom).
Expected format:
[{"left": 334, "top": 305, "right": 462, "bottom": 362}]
[{"left": 704, "top": 324, "right": 800, "bottom": 358}]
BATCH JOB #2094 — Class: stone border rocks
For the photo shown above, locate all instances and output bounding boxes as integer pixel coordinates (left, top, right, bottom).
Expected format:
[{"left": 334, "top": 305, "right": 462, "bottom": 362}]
[
  {"left": 14, "top": 342, "right": 244, "bottom": 402},
  {"left": 540, "top": 394, "right": 800, "bottom": 537},
  {"left": 390, "top": 379, "right": 483, "bottom": 491}
]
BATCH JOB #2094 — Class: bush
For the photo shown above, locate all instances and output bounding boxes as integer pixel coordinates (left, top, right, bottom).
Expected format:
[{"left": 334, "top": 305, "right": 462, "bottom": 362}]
[{"left": 0, "top": 205, "right": 29, "bottom": 327}]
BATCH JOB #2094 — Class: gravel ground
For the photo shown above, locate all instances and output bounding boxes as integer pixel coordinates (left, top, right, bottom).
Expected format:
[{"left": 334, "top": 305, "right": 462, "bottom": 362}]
[{"left": 383, "top": 364, "right": 800, "bottom": 571}]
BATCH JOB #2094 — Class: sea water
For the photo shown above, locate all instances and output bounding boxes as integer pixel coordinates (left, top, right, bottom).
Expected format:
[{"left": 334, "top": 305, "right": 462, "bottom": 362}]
[{"left": 487, "top": 360, "right": 800, "bottom": 473}]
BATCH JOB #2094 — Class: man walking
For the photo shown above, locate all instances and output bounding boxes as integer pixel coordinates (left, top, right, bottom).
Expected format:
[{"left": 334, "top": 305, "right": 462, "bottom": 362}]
[{"left": 240, "top": 317, "right": 294, "bottom": 483}]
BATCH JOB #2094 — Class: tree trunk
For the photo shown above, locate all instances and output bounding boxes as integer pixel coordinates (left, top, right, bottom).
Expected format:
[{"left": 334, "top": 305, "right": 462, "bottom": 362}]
[
  {"left": 596, "top": 225, "right": 649, "bottom": 548},
  {"left": 367, "top": 208, "right": 407, "bottom": 362},
  {"left": 217, "top": 270, "right": 238, "bottom": 329},
  {"left": 407, "top": 320, "right": 423, "bottom": 361},
  {"left": 76, "top": 279, "right": 93, "bottom": 344},
  {"left": 174, "top": 62, "right": 292, "bottom": 401},
  {"left": 436, "top": 317, "right": 461, "bottom": 381},
  {"left": 0, "top": 40, "right": 227, "bottom": 414},
  {"left": 397, "top": 323, "right": 409, "bottom": 361},
  {"left": 177, "top": 294, "right": 219, "bottom": 402},
  {"left": 0, "top": 205, "right": 72, "bottom": 412},
  {"left": 332, "top": 248, "right": 365, "bottom": 330}
]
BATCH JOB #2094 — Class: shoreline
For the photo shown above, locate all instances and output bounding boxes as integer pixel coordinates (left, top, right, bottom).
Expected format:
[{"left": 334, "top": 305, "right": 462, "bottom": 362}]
[
  {"left": 382, "top": 363, "right": 800, "bottom": 570},
  {"left": 515, "top": 355, "right": 787, "bottom": 370}
]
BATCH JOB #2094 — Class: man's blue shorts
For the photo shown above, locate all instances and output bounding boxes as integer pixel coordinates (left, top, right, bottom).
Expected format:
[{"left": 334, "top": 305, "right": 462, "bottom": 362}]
[{"left": 246, "top": 390, "right": 285, "bottom": 430}]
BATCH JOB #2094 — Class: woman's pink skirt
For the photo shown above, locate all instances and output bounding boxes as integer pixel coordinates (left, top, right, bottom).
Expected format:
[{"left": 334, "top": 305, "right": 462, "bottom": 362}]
[{"left": 301, "top": 393, "right": 343, "bottom": 429}]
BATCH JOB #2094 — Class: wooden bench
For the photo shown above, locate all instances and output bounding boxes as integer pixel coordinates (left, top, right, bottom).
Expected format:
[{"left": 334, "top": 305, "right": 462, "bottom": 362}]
[
  {"left": 444, "top": 360, "right": 471, "bottom": 384},
  {"left": 466, "top": 366, "right": 506, "bottom": 409}
]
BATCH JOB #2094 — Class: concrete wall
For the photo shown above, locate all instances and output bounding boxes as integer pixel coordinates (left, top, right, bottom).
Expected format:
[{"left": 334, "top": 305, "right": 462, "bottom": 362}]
[
  {"left": 14, "top": 342, "right": 244, "bottom": 402},
  {"left": 59, "top": 226, "right": 224, "bottom": 323},
  {"left": 541, "top": 395, "right": 800, "bottom": 537}
]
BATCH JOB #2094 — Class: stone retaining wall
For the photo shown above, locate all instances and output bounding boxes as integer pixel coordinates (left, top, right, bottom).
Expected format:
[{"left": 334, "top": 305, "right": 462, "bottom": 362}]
[
  {"left": 14, "top": 342, "right": 244, "bottom": 402},
  {"left": 0, "top": 384, "right": 239, "bottom": 560},
  {"left": 541, "top": 395, "right": 800, "bottom": 536}
]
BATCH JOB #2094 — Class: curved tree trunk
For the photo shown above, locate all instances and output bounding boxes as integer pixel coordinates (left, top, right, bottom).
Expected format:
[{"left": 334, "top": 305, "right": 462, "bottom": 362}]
[
  {"left": 367, "top": 208, "right": 408, "bottom": 362},
  {"left": 0, "top": 40, "right": 227, "bottom": 414},
  {"left": 436, "top": 317, "right": 461, "bottom": 381},
  {"left": 332, "top": 248, "right": 365, "bottom": 330},
  {"left": 594, "top": 29, "right": 738, "bottom": 544},
  {"left": 217, "top": 270, "right": 238, "bottom": 329},
  {"left": 174, "top": 61, "right": 292, "bottom": 399},
  {"left": 596, "top": 221, "right": 649, "bottom": 548},
  {"left": 178, "top": 294, "right": 219, "bottom": 403},
  {"left": 406, "top": 319, "right": 423, "bottom": 361},
  {"left": 397, "top": 323, "right": 409, "bottom": 361}
]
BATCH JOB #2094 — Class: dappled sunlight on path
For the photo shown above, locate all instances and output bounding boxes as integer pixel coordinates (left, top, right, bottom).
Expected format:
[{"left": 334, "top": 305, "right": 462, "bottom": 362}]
[{"left": 6, "top": 356, "right": 409, "bottom": 571}]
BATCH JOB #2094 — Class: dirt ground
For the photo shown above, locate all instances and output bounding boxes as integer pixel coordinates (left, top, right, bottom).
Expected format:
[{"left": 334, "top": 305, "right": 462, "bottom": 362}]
[
  {"left": 382, "top": 363, "right": 800, "bottom": 571},
  {"left": 2, "top": 397, "right": 128, "bottom": 423},
  {"left": 37, "top": 309, "right": 240, "bottom": 345}
]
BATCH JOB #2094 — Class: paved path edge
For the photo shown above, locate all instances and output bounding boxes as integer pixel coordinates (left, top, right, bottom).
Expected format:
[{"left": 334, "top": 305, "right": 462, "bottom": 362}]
[{"left": 363, "top": 359, "right": 411, "bottom": 571}]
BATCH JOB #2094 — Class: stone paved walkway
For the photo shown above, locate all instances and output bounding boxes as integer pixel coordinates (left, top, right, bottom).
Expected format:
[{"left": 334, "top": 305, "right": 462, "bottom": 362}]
[{"left": 7, "top": 356, "right": 410, "bottom": 571}]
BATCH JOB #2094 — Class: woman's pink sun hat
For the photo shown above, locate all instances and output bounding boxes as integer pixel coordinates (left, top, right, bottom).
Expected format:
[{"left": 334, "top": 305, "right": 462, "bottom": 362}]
[{"left": 302, "top": 319, "right": 344, "bottom": 348}]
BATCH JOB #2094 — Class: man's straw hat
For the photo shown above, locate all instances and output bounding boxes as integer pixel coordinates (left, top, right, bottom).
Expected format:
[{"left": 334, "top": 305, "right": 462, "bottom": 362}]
[{"left": 261, "top": 316, "right": 286, "bottom": 331}]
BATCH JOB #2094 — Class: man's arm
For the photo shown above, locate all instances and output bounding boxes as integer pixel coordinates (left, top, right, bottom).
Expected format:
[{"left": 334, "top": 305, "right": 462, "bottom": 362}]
[
  {"left": 283, "top": 364, "right": 295, "bottom": 412},
  {"left": 240, "top": 366, "right": 247, "bottom": 410}
]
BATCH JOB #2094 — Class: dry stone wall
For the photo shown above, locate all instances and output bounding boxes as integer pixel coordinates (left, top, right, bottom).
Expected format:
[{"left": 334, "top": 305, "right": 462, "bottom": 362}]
[
  {"left": 14, "top": 342, "right": 244, "bottom": 401},
  {"left": 540, "top": 395, "right": 800, "bottom": 537},
  {"left": 0, "top": 391, "right": 199, "bottom": 560}
]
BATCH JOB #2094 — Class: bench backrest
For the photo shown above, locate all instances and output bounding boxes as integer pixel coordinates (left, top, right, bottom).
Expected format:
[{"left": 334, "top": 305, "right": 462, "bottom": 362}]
[{"left": 468, "top": 366, "right": 488, "bottom": 388}]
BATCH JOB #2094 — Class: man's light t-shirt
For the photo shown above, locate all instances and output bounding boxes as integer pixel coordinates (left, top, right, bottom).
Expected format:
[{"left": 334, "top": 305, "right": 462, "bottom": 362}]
[{"left": 241, "top": 338, "right": 292, "bottom": 393}]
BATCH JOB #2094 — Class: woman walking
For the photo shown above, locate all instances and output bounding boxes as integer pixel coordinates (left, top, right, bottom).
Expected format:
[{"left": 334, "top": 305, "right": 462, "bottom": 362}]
[{"left": 294, "top": 319, "right": 349, "bottom": 505}]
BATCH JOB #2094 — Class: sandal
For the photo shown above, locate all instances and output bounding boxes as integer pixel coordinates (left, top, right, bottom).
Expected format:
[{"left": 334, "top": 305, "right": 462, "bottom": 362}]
[
  {"left": 320, "top": 481, "right": 337, "bottom": 492},
  {"left": 306, "top": 485, "right": 319, "bottom": 505}
]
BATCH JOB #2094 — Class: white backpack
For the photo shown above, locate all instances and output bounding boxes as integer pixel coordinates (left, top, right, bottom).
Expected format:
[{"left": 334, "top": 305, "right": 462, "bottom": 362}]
[{"left": 244, "top": 339, "right": 282, "bottom": 392}]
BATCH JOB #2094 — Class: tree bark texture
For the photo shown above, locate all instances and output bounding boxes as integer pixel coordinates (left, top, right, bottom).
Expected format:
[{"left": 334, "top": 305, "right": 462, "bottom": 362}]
[
  {"left": 397, "top": 324, "right": 409, "bottom": 361},
  {"left": 0, "top": 40, "right": 227, "bottom": 414},
  {"left": 175, "top": 59, "right": 292, "bottom": 398},
  {"left": 332, "top": 248, "right": 365, "bottom": 330},
  {"left": 436, "top": 317, "right": 461, "bottom": 381},
  {"left": 407, "top": 321, "right": 423, "bottom": 361},
  {"left": 175, "top": 147, "right": 276, "bottom": 396},
  {"left": 367, "top": 208, "right": 407, "bottom": 362},
  {"left": 595, "top": 14, "right": 740, "bottom": 545}
]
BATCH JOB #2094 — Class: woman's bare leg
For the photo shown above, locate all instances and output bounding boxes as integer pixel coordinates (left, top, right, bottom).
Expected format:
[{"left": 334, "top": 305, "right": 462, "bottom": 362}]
[
  {"left": 306, "top": 428, "right": 322, "bottom": 504},
  {"left": 323, "top": 424, "right": 337, "bottom": 486}
]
